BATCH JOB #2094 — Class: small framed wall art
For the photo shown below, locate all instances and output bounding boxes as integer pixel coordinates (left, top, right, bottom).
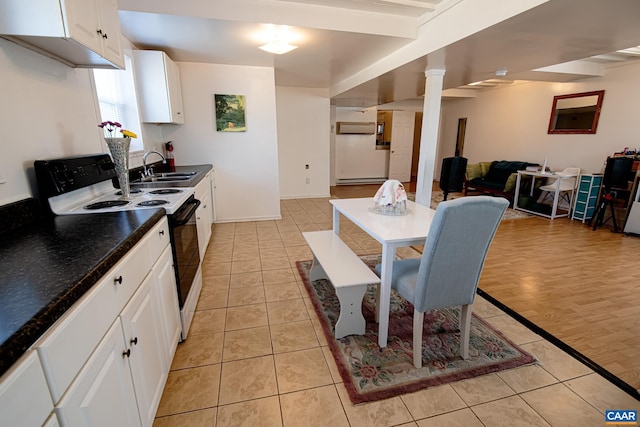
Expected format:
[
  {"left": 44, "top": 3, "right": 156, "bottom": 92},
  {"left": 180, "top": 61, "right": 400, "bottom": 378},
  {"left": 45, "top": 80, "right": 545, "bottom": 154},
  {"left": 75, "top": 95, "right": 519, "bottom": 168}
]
[{"left": 215, "top": 94, "right": 246, "bottom": 132}]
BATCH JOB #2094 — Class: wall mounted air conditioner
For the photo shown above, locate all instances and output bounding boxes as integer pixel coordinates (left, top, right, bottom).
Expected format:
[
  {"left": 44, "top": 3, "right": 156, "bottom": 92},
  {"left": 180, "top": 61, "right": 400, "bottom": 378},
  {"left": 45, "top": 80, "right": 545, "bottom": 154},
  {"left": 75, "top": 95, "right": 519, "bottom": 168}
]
[{"left": 336, "top": 122, "right": 376, "bottom": 135}]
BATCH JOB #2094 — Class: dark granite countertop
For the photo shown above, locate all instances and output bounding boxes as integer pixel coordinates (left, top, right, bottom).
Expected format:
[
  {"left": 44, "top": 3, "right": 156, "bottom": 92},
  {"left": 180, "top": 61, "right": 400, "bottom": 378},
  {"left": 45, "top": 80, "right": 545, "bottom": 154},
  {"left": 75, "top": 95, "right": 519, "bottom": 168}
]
[{"left": 0, "top": 202, "right": 165, "bottom": 376}]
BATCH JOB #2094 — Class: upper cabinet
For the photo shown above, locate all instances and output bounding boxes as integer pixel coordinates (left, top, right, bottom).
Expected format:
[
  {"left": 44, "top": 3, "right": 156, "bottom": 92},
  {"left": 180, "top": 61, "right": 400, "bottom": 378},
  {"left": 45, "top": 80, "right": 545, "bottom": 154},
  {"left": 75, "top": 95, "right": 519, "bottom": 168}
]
[
  {"left": 133, "top": 50, "right": 185, "bottom": 124},
  {"left": 0, "top": 0, "right": 124, "bottom": 69}
]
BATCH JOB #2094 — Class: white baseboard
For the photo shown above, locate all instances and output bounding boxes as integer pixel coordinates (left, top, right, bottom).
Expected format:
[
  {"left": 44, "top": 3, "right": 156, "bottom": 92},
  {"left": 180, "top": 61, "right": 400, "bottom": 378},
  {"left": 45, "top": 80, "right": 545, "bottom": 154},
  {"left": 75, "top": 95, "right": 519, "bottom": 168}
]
[{"left": 336, "top": 177, "right": 387, "bottom": 185}]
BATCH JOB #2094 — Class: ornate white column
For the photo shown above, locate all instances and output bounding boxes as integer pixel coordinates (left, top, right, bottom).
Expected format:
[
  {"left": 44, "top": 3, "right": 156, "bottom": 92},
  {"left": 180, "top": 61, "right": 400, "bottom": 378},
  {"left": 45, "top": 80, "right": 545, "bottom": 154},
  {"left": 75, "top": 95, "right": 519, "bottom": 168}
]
[{"left": 415, "top": 68, "right": 445, "bottom": 207}]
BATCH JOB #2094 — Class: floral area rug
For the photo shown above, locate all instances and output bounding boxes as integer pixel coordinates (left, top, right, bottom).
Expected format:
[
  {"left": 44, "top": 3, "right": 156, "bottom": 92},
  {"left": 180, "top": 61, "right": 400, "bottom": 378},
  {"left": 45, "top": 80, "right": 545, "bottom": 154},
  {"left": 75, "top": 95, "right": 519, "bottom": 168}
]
[{"left": 296, "top": 255, "right": 536, "bottom": 404}]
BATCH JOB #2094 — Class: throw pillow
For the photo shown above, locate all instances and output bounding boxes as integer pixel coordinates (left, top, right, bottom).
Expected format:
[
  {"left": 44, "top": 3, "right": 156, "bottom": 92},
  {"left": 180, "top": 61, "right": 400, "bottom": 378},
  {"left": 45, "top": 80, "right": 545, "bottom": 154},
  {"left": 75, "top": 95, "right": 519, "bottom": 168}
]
[
  {"left": 480, "top": 162, "right": 492, "bottom": 177},
  {"left": 466, "top": 163, "right": 483, "bottom": 180},
  {"left": 504, "top": 173, "right": 518, "bottom": 192}
]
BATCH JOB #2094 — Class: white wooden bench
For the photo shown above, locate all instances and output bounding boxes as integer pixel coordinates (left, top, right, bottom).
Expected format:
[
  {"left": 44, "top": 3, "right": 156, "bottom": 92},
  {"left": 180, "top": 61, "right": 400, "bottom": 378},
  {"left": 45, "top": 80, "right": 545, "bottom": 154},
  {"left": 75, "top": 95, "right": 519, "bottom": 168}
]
[{"left": 302, "top": 230, "right": 381, "bottom": 339}]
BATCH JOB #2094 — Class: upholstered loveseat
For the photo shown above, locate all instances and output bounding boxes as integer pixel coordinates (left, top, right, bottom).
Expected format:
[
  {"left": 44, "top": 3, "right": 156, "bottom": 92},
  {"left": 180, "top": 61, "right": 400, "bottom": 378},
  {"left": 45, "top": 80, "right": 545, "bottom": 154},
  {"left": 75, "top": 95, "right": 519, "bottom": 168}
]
[{"left": 465, "top": 160, "right": 539, "bottom": 203}]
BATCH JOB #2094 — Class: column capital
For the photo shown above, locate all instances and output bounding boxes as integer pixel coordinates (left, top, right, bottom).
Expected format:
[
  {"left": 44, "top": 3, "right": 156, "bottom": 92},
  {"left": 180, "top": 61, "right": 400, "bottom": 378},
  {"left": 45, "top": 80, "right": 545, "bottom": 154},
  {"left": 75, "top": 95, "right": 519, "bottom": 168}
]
[{"left": 424, "top": 68, "right": 446, "bottom": 77}]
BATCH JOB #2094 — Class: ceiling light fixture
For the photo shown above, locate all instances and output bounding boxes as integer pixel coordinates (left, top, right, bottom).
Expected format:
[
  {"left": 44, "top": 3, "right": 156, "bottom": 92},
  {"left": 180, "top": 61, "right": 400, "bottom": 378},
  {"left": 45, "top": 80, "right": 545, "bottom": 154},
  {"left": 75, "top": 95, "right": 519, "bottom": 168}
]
[
  {"left": 258, "top": 25, "right": 298, "bottom": 55},
  {"left": 495, "top": 69, "right": 508, "bottom": 77},
  {"left": 259, "top": 41, "right": 297, "bottom": 54}
]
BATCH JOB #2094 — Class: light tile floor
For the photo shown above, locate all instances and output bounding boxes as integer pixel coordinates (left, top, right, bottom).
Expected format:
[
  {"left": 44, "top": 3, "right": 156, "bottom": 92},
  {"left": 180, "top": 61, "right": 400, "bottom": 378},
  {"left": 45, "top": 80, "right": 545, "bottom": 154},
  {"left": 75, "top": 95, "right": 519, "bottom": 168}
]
[{"left": 153, "top": 197, "right": 639, "bottom": 427}]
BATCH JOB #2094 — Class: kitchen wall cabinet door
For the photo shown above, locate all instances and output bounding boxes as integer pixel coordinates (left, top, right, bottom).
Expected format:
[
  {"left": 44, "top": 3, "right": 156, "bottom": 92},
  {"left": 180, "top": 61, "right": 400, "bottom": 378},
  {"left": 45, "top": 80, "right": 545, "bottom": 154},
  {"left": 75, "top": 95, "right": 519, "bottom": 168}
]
[
  {"left": 93, "top": 0, "right": 123, "bottom": 65},
  {"left": 134, "top": 50, "right": 185, "bottom": 124},
  {"left": 56, "top": 320, "right": 141, "bottom": 427},
  {"left": 153, "top": 246, "right": 182, "bottom": 364},
  {"left": 0, "top": 0, "right": 124, "bottom": 68},
  {"left": 120, "top": 273, "right": 168, "bottom": 427}
]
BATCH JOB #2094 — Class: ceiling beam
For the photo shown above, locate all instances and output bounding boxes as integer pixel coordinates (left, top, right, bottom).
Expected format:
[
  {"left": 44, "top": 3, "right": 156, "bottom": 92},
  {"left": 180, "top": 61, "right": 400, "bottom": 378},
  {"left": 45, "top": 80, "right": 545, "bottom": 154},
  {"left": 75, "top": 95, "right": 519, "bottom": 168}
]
[{"left": 118, "top": 0, "right": 418, "bottom": 38}]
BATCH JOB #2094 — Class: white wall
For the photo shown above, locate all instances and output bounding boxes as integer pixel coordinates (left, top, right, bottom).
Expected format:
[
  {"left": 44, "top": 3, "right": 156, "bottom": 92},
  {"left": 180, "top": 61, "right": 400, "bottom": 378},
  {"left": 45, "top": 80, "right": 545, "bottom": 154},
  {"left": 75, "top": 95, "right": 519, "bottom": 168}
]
[
  {"left": 334, "top": 107, "right": 389, "bottom": 182},
  {"left": 276, "top": 86, "right": 331, "bottom": 199},
  {"left": 159, "top": 62, "right": 281, "bottom": 222},
  {"left": 0, "top": 37, "right": 178, "bottom": 206},
  {"left": 439, "top": 61, "right": 640, "bottom": 175},
  {"left": 0, "top": 38, "right": 104, "bottom": 205}
]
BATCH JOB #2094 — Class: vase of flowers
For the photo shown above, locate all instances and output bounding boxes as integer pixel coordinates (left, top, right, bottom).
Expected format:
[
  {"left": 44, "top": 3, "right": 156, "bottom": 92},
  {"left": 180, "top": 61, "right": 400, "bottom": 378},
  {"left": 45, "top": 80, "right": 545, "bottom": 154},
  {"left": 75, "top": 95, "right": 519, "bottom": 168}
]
[{"left": 99, "top": 121, "right": 138, "bottom": 199}]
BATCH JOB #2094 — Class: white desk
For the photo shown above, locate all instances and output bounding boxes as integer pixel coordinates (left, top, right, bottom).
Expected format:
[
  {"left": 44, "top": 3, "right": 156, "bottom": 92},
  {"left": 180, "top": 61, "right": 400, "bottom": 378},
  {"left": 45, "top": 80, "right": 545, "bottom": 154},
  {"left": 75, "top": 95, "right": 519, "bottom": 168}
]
[
  {"left": 514, "top": 170, "right": 575, "bottom": 219},
  {"left": 329, "top": 198, "right": 436, "bottom": 348}
]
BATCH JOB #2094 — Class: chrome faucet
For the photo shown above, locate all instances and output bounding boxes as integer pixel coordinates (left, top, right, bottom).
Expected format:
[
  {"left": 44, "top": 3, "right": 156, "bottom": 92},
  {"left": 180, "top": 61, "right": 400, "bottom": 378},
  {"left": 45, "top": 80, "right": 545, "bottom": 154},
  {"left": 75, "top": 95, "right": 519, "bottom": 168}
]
[{"left": 142, "top": 150, "right": 166, "bottom": 176}]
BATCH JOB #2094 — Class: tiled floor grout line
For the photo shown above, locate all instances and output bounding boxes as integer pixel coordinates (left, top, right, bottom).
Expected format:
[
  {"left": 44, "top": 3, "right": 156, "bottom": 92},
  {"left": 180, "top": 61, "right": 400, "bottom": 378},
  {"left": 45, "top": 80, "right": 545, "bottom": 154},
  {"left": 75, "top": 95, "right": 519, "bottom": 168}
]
[{"left": 152, "top": 199, "right": 640, "bottom": 426}]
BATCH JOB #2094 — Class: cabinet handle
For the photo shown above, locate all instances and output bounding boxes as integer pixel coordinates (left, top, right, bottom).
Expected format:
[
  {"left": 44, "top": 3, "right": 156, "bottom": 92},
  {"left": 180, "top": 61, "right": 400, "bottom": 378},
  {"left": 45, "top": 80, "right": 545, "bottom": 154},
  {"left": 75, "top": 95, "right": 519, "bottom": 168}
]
[
  {"left": 159, "top": 230, "right": 165, "bottom": 236},
  {"left": 122, "top": 349, "right": 131, "bottom": 358},
  {"left": 130, "top": 337, "right": 138, "bottom": 346},
  {"left": 102, "top": 33, "right": 108, "bottom": 39},
  {"left": 96, "top": 29, "right": 103, "bottom": 36},
  {"left": 114, "top": 276, "right": 123, "bottom": 285}
]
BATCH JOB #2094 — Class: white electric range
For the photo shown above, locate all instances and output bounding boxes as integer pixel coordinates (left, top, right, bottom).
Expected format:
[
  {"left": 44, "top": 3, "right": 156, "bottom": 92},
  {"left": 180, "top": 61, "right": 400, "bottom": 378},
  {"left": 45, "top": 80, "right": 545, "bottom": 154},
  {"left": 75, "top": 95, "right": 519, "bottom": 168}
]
[
  {"left": 46, "top": 179, "right": 195, "bottom": 216},
  {"left": 35, "top": 154, "right": 202, "bottom": 340}
]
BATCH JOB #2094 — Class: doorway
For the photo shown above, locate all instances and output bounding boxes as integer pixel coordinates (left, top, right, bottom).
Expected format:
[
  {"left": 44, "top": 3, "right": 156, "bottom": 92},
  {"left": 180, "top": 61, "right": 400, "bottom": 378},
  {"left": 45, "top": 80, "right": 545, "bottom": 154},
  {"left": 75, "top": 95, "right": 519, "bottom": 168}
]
[{"left": 455, "top": 117, "right": 467, "bottom": 157}]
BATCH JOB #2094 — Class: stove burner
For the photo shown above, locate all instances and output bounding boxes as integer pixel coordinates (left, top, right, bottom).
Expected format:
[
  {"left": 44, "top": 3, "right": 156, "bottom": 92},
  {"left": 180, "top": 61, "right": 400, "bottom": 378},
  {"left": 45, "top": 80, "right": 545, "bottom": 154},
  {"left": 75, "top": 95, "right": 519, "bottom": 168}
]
[
  {"left": 137, "top": 199, "right": 169, "bottom": 207},
  {"left": 84, "top": 200, "right": 130, "bottom": 210},
  {"left": 149, "top": 189, "right": 183, "bottom": 195},
  {"left": 115, "top": 188, "right": 143, "bottom": 195}
]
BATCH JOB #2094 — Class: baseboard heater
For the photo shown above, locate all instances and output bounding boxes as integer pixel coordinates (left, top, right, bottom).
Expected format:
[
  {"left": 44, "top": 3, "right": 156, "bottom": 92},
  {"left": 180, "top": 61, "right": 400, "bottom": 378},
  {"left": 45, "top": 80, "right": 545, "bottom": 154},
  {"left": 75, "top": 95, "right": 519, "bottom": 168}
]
[{"left": 336, "top": 177, "right": 388, "bottom": 185}]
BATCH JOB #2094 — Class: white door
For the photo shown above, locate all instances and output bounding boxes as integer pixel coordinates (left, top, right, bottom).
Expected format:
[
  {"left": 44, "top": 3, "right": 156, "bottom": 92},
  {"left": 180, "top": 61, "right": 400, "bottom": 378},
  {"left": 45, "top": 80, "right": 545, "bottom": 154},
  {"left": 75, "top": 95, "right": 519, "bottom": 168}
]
[
  {"left": 388, "top": 111, "right": 415, "bottom": 182},
  {"left": 56, "top": 321, "right": 141, "bottom": 427},
  {"left": 153, "top": 246, "right": 182, "bottom": 363},
  {"left": 121, "top": 274, "right": 168, "bottom": 427}
]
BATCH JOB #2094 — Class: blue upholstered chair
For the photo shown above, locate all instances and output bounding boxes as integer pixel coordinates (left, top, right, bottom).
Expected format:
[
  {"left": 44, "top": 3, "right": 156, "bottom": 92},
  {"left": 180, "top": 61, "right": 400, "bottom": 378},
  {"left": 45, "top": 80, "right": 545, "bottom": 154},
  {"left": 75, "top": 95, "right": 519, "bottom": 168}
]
[{"left": 376, "top": 196, "right": 508, "bottom": 368}]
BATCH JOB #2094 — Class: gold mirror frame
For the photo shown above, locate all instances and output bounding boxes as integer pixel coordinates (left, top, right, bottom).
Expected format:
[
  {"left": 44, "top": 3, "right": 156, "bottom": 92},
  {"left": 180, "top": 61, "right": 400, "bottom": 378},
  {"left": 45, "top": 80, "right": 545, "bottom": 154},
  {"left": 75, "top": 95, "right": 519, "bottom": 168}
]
[{"left": 548, "top": 90, "right": 605, "bottom": 134}]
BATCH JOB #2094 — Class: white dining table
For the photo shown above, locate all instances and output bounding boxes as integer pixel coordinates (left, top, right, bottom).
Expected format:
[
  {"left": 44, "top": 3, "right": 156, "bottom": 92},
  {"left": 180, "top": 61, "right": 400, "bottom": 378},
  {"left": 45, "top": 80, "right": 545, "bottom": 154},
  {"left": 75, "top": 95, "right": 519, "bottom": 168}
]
[{"left": 329, "top": 198, "right": 436, "bottom": 348}]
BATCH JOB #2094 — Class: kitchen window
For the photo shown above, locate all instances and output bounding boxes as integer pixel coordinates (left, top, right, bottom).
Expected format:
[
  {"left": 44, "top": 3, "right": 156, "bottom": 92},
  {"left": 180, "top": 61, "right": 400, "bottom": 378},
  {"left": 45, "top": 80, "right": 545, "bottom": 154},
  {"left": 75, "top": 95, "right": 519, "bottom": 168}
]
[{"left": 93, "top": 54, "right": 144, "bottom": 152}]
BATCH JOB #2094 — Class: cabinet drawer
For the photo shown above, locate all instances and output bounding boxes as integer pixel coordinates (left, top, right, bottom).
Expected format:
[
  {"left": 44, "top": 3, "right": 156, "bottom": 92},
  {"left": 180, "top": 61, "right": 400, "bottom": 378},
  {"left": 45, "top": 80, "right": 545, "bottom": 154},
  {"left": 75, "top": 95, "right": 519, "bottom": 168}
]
[
  {"left": 37, "top": 235, "right": 153, "bottom": 403},
  {"left": 147, "top": 217, "right": 170, "bottom": 264}
]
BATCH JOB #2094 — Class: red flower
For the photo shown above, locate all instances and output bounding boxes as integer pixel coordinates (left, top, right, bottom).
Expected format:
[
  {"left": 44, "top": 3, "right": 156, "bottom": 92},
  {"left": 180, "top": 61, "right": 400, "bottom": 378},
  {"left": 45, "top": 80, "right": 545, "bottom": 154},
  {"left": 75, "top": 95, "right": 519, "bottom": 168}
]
[{"left": 98, "top": 121, "right": 122, "bottom": 138}]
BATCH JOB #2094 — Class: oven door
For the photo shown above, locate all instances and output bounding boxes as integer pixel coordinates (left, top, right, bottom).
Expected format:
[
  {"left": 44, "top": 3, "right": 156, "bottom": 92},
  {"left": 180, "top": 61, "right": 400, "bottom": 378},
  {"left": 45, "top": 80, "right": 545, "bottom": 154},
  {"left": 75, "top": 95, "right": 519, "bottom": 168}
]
[{"left": 168, "top": 195, "right": 201, "bottom": 308}]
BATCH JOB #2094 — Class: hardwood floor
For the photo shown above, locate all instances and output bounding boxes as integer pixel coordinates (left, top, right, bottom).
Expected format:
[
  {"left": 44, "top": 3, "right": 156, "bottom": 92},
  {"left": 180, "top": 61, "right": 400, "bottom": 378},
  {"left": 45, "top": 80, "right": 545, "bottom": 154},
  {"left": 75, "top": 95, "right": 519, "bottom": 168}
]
[{"left": 331, "top": 183, "right": 640, "bottom": 396}]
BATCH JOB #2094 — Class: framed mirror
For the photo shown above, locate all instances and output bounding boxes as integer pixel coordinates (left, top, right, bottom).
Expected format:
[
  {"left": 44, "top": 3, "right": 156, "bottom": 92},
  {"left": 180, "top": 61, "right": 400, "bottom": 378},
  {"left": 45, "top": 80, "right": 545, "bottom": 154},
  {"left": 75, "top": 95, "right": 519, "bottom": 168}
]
[{"left": 547, "top": 90, "right": 605, "bottom": 134}]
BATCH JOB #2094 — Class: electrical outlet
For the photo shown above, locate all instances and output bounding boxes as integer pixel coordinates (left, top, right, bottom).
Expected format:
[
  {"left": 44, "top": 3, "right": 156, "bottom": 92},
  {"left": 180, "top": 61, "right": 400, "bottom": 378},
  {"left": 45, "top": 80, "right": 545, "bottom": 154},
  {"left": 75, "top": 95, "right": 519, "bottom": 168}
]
[
  {"left": 305, "top": 178, "right": 310, "bottom": 184},
  {"left": 0, "top": 173, "right": 6, "bottom": 184}
]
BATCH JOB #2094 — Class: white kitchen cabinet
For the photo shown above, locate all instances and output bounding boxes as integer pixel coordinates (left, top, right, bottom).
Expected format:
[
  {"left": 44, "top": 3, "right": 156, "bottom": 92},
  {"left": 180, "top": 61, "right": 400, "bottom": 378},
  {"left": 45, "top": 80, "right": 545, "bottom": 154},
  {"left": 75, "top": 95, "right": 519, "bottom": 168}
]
[
  {"left": 195, "top": 171, "right": 213, "bottom": 259},
  {"left": 36, "top": 232, "right": 153, "bottom": 402},
  {"left": 0, "top": 0, "right": 124, "bottom": 69},
  {"left": 120, "top": 273, "right": 168, "bottom": 427},
  {"left": 32, "top": 217, "right": 178, "bottom": 426},
  {"left": 133, "top": 50, "right": 184, "bottom": 124},
  {"left": 56, "top": 320, "right": 142, "bottom": 427},
  {"left": 153, "top": 246, "right": 182, "bottom": 363},
  {"left": 0, "top": 350, "right": 53, "bottom": 427}
]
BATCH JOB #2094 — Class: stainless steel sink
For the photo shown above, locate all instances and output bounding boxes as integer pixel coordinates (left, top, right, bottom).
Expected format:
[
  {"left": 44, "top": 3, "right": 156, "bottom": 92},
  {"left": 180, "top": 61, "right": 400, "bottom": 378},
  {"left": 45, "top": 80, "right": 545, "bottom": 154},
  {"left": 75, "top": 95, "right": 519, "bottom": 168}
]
[
  {"left": 133, "top": 172, "right": 196, "bottom": 183},
  {"left": 153, "top": 176, "right": 192, "bottom": 182},
  {"left": 155, "top": 172, "right": 197, "bottom": 178}
]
